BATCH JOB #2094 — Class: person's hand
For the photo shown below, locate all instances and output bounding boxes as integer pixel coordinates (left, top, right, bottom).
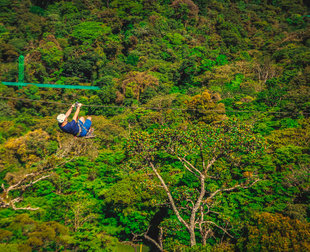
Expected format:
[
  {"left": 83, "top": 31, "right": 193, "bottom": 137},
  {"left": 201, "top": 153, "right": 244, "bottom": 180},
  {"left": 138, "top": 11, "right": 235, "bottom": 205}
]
[
  {"left": 77, "top": 103, "right": 82, "bottom": 108},
  {"left": 71, "top": 104, "right": 75, "bottom": 108}
]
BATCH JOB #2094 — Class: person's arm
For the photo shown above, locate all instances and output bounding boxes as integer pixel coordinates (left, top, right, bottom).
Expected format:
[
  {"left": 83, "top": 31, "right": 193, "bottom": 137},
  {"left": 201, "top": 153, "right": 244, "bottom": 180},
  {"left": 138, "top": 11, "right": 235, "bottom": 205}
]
[
  {"left": 65, "top": 104, "right": 75, "bottom": 118},
  {"left": 72, "top": 103, "right": 82, "bottom": 122}
]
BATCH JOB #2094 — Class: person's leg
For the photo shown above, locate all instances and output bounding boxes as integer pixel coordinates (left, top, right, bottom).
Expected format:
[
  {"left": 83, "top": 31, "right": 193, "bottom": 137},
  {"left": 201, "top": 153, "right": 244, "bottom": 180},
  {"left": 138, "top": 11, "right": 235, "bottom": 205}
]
[
  {"left": 77, "top": 117, "right": 86, "bottom": 137},
  {"left": 83, "top": 117, "right": 92, "bottom": 131},
  {"left": 79, "top": 117, "right": 85, "bottom": 124},
  {"left": 77, "top": 117, "right": 92, "bottom": 137}
]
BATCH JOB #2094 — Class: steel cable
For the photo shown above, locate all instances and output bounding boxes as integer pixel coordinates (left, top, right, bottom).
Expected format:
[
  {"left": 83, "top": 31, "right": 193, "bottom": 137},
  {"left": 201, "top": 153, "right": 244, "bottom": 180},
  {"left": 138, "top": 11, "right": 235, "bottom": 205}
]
[{"left": 1, "top": 96, "right": 308, "bottom": 115}]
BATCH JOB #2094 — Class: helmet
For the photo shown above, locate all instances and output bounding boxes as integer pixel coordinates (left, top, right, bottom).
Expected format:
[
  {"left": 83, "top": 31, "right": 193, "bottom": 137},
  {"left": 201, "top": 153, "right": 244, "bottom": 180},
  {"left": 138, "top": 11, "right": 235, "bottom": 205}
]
[{"left": 57, "top": 114, "right": 66, "bottom": 123}]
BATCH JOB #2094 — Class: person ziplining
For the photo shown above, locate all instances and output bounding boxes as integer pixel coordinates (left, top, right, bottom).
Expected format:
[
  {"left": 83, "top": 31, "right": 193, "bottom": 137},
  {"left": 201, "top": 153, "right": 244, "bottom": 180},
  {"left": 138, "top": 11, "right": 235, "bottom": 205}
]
[{"left": 57, "top": 103, "right": 94, "bottom": 138}]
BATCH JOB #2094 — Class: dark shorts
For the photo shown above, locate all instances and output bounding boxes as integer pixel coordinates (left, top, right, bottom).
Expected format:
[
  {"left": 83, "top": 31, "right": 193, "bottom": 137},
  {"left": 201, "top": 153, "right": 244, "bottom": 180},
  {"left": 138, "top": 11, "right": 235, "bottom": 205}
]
[{"left": 78, "top": 119, "right": 92, "bottom": 137}]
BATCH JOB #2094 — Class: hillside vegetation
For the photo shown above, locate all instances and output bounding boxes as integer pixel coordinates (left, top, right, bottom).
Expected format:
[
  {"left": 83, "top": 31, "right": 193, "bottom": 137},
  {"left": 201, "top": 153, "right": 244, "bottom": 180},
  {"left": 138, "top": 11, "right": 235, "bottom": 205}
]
[{"left": 0, "top": 0, "right": 309, "bottom": 251}]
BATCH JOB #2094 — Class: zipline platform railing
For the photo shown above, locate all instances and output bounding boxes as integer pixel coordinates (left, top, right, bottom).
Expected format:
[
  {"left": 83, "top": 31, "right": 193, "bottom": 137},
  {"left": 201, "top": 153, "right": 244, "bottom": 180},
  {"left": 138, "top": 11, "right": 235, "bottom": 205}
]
[{"left": 2, "top": 82, "right": 100, "bottom": 90}]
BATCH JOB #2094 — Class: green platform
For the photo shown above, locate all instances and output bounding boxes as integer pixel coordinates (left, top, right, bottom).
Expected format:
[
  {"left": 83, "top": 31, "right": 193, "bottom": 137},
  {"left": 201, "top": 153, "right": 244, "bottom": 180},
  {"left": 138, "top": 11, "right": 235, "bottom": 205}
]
[{"left": 2, "top": 82, "right": 100, "bottom": 90}]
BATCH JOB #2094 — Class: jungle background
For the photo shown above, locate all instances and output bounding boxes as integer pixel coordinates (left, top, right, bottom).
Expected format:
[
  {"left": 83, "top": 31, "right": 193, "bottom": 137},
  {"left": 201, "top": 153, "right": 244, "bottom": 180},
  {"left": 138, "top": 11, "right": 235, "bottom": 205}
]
[{"left": 0, "top": 0, "right": 309, "bottom": 251}]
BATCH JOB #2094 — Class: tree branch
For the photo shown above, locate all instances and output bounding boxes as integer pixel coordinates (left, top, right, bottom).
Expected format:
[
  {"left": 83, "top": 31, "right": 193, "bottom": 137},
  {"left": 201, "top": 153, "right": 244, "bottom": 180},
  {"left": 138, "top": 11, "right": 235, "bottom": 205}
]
[
  {"left": 20, "top": 174, "right": 51, "bottom": 191},
  {"left": 0, "top": 197, "right": 39, "bottom": 211},
  {"left": 207, "top": 179, "right": 260, "bottom": 201},
  {"left": 199, "top": 143, "right": 206, "bottom": 171},
  {"left": 12, "top": 204, "right": 39, "bottom": 211},
  {"left": 207, "top": 184, "right": 242, "bottom": 201},
  {"left": 186, "top": 199, "right": 194, "bottom": 208},
  {"left": 135, "top": 225, "right": 164, "bottom": 251},
  {"left": 205, "top": 156, "right": 217, "bottom": 175},
  {"left": 144, "top": 227, "right": 164, "bottom": 252},
  {"left": 190, "top": 174, "right": 206, "bottom": 232},
  {"left": 205, "top": 221, "right": 234, "bottom": 238},
  {"left": 1, "top": 157, "right": 74, "bottom": 211},
  {"left": 177, "top": 157, "right": 199, "bottom": 178},
  {"left": 4, "top": 172, "right": 39, "bottom": 195},
  {"left": 179, "top": 157, "right": 202, "bottom": 176},
  {"left": 149, "top": 162, "right": 190, "bottom": 230}
]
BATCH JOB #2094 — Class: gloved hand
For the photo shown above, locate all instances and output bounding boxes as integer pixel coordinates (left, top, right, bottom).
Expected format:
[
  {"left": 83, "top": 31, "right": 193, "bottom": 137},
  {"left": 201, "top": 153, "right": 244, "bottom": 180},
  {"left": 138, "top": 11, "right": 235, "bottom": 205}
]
[
  {"left": 71, "top": 104, "right": 75, "bottom": 108},
  {"left": 77, "top": 103, "right": 82, "bottom": 108}
]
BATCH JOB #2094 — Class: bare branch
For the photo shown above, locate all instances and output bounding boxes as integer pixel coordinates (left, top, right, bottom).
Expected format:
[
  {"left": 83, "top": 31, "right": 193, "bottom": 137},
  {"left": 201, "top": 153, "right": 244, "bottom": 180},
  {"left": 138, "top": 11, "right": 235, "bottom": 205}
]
[
  {"left": 5, "top": 172, "right": 40, "bottom": 194},
  {"left": 180, "top": 157, "right": 202, "bottom": 176},
  {"left": 207, "top": 179, "right": 260, "bottom": 201},
  {"left": 198, "top": 205, "right": 214, "bottom": 246},
  {"left": 149, "top": 162, "right": 190, "bottom": 230},
  {"left": 205, "top": 221, "right": 234, "bottom": 238},
  {"left": 0, "top": 157, "right": 74, "bottom": 211},
  {"left": 169, "top": 149, "right": 195, "bottom": 175},
  {"left": 3, "top": 173, "right": 51, "bottom": 196},
  {"left": 20, "top": 175, "right": 51, "bottom": 191},
  {"left": 198, "top": 205, "right": 205, "bottom": 233},
  {"left": 244, "top": 178, "right": 260, "bottom": 188},
  {"left": 190, "top": 174, "right": 206, "bottom": 232},
  {"left": 177, "top": 157, "right": 199, "bottom": 178},
  {"left": 12, "top": 205, "right": 39, "bottom": 211},
  {"left": 186, "top": 199, "right": 194, "bottom": 208},
  {"left": 144, "top": 232, "right": 164, "bottom": 252},
  {"left": 207, "top": 184, "right": 242, "bottom": 201},
  {"left": 199, "top": 143, "right": 206, "bottom": 171},
  {"left": 1, "top": 189, "right": 40, "bottom": 211},
  {"left": 131, "top": 232, "right": 143, "bottom": 242},
  {"left": 208, "top": 185, "right": 241, "bottom": 199},
  {"left": 205, "top": 156, "right": 217, "bottom": 175},
  {"left": 133, "top": 225, "right": 164, "bottom": 251},
  {"left": 159, "top": 226, "right": 163, "bottom": 249}
]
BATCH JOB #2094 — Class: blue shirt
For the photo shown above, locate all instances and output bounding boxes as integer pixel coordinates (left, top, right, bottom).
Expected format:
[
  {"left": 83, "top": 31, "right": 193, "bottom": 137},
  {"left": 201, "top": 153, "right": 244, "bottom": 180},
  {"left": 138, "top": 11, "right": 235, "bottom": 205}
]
[{"left": 59, "top": 120, "right": 79, "bottom": 135}]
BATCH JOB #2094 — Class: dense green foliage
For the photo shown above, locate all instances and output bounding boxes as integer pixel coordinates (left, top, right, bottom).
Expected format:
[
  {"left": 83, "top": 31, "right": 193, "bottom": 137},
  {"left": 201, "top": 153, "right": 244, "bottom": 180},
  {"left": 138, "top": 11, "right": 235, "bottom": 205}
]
[{"left": 0, "top": 0, "right": 309, "bottom": 251}]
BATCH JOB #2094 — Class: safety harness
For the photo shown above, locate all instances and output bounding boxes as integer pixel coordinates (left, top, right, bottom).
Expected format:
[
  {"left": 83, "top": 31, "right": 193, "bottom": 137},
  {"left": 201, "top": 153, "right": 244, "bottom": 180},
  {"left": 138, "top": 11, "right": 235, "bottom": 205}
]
[{"left": 76, "top": 120, "right": 89, "bottom": 137}]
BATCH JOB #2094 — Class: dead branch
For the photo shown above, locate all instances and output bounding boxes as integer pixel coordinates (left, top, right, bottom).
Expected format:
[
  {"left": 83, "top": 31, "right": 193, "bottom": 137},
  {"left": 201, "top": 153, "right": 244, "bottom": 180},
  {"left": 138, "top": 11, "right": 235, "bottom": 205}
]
[
  {"left": 0, "top": 197, "right": 39, "bottom": 211},
  {"left": 0, "top": 173, "right": 51, "bottom": 211},
  {"left": 0, "top": 158, "right": 73, "bottom": 211},
  {"left": 2, "top": 174, "right": 51, "bottom": 198}
]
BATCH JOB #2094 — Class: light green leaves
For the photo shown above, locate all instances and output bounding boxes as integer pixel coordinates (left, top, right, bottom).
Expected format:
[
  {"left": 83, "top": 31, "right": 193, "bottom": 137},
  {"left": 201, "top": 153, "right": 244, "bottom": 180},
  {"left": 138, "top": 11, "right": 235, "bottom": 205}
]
[{"left": 71, "top": 22, "right": 112, "bottom": 44}]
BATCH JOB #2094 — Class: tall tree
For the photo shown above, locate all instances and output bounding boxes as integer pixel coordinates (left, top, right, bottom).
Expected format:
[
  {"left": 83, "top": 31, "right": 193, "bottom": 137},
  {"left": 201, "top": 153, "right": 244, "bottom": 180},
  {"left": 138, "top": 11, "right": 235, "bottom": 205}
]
[{"left": 127, "top": 121, "right": 265, "bottom": 247}]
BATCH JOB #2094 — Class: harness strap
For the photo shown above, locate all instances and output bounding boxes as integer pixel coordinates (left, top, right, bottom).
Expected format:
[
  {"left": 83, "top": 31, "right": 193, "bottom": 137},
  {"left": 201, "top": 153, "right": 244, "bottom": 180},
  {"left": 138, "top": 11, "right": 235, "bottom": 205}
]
[
  {"left": 76, "top": 124, "right": 82, "bottom": 136},
  {"left": 76, "top": 120, "right": 89, "bottom": 137}
]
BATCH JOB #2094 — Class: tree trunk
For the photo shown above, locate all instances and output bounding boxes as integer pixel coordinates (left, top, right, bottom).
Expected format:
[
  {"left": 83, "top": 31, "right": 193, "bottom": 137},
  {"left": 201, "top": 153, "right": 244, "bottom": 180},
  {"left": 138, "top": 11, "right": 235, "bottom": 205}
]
[
  {"left": 189, "top": 175, "right": 205, "bottom": 247},
  {"left": 202, "top": 236, "right": 206, "bottom": 246},
  {"left": 189, "top": 228, "right": 196, "bottom": 246},
  {"left": 201, "top": 229, "right": 211, "bottom": 246}
]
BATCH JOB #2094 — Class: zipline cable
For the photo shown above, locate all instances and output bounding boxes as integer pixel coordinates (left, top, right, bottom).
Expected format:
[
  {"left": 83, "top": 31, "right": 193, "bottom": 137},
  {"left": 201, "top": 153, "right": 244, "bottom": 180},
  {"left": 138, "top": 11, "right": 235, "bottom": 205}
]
[{"left": 1, "top": 96, "right": 309, "bottom": 115}]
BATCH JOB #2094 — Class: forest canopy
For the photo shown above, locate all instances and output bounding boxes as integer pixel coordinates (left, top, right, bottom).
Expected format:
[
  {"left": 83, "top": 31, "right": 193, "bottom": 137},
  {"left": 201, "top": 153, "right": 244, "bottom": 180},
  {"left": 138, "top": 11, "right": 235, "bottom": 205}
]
[{"left": 0, "top": 0, "right": 309, "bottom": 251}]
